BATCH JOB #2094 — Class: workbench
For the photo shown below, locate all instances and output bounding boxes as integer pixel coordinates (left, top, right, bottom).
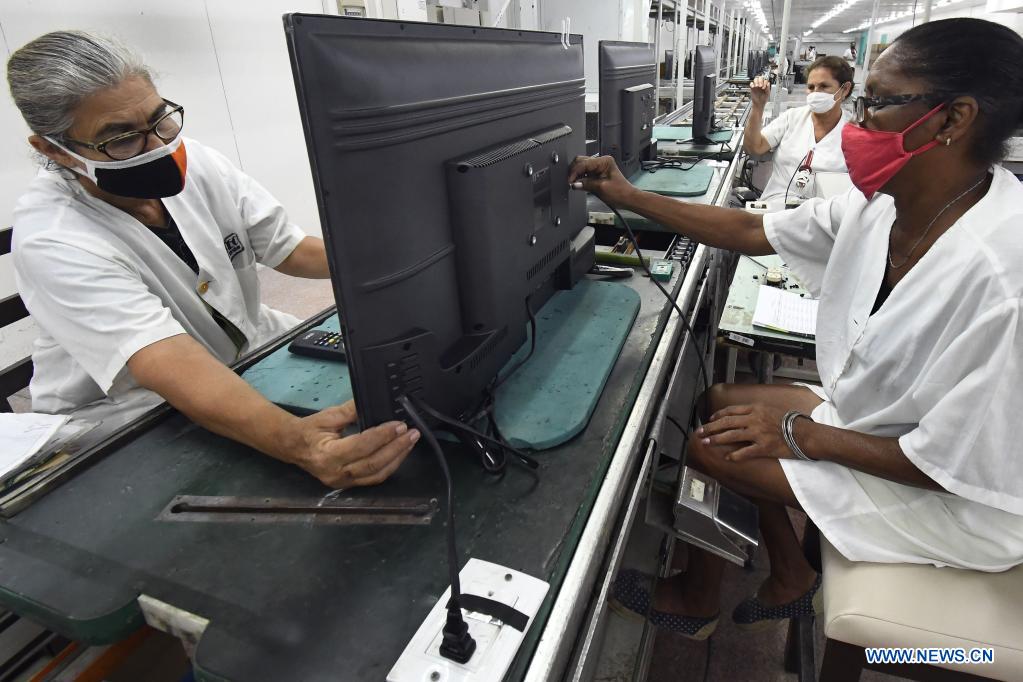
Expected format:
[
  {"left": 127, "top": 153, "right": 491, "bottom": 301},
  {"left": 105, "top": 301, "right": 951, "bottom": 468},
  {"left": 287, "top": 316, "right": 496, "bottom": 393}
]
[
  {"left": 717, "top": 253, "right": 817, "bottom": 384},
  {"left": 0, "top": 89, "right": 753, "bottom": 682},
  {"left": 0, "top": 255, "right": 708, "bottom": 681}
]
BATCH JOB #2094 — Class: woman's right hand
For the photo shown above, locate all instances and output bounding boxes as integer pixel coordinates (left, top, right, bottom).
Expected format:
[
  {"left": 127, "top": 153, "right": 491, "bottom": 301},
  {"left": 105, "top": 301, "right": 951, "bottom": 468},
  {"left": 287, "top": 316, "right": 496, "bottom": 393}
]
[
  {"left": 567, "top": 155, "right": 638, "bottom": 208},
  {"left": 285, "top": 401, "right": 419, "bottom": 489},
  {"left": 750, "top": 76, "right": 771, "bottom": 108}
]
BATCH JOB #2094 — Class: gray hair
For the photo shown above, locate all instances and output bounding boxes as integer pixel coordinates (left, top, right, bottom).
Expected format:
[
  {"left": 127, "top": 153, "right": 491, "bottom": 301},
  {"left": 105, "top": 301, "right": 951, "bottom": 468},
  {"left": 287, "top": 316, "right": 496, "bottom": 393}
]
[{"left": 6, "top": 30, "right": 152, "bottom": 139}]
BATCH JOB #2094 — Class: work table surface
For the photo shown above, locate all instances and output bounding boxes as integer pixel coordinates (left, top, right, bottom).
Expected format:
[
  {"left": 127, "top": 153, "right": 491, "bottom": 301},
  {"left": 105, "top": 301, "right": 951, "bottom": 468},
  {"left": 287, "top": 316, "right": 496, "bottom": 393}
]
[{"left": 0, "top": 269, "right": 688, "bottom": 682}]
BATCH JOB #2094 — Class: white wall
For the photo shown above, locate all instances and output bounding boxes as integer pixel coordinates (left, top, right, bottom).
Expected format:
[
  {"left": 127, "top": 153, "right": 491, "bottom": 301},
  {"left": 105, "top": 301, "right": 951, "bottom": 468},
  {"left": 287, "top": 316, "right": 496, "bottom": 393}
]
[
  {"left": 0, "top": 0, "right": 327, "bottom": 367},
  {"left": 540, "top": 0, "right": 650, "bottom": 97},
  {"left": 804, "top": 41, "right": 853, "bottom": 57},
  {"left": 0, "top": 0, "right": 325, "bottom": 234}
]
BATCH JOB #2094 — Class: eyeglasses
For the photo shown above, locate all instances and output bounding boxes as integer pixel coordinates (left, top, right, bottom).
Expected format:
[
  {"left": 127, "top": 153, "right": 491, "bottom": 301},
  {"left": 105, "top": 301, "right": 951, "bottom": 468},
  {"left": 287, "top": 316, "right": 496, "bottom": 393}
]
[
  {"left": 852, "top": 94, "right": 944, "bottom": 124},
  {"left": 62, "top": 99, "right": 185, "bottom": 161}
]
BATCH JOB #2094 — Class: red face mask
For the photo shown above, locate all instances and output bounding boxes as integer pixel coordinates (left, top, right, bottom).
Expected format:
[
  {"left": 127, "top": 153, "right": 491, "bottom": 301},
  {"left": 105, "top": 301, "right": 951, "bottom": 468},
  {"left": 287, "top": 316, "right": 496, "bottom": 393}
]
[{"left": 840, "top": 103, "right": 945, "bottom": 199}]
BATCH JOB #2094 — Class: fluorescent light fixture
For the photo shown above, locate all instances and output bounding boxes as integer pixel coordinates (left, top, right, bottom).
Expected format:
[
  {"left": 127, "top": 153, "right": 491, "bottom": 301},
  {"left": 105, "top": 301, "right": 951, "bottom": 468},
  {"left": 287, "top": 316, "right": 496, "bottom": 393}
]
[
  {"left": 743, "top": 0, "right": 770, "bottom": 36},
  {"left": 842, "top": 0, "right": 969, "bottom": 33},
  {"left": 808, "top": 0, "right": 864, "bottom": 32}
]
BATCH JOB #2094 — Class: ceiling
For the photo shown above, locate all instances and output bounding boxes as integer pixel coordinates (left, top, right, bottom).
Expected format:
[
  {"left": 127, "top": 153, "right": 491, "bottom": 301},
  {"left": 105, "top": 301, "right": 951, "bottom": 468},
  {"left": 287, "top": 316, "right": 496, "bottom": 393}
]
[
  {"left": 766, "top": 0, "right": 985, "bottom": 39},
  {"left": 652, "top": 0, "right": 986, "bottom": 41}
]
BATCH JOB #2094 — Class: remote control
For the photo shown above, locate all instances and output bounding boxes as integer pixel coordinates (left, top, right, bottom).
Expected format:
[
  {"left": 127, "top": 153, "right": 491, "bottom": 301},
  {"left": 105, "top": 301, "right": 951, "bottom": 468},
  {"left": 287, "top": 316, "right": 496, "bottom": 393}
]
[{"left": 288, "top": 329, "right": 346, "bottom": 362}]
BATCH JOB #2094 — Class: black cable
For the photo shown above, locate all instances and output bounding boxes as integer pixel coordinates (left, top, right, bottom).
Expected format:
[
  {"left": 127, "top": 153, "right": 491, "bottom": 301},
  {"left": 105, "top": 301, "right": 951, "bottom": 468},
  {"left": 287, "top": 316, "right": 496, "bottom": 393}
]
[
  {"left": 741, "top": 254, "right": 771, "bottom": 269},
  {"left": 783, "top": 150, "right": 810, "bottom": 208},
  {"left": 399, "top": 396, "right": 460, "bottom": 595},
  {"left": 665, "top": 414, "right": 690, "bottom": 442},
  {"left": 410, "top": 394, "right": 539, "bottom": 471},
  {"left": 703, "top": 636, "right": 714, "bottom": 682},
  {"left": 397, "top": 395, "right": 476, "bottom": 663},
  {"left": 608, "top": 205, "right": 711, "bottom": 392},
  {"left": 493, "top": 295, "right": 537, "bottom": 391}
]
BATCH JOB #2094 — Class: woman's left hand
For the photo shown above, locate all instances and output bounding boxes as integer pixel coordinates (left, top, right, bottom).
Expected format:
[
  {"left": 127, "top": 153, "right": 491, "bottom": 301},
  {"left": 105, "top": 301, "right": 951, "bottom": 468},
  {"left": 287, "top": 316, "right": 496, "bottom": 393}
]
[{"left": 696, "top": 404, "right": 796, "bottom": 462}]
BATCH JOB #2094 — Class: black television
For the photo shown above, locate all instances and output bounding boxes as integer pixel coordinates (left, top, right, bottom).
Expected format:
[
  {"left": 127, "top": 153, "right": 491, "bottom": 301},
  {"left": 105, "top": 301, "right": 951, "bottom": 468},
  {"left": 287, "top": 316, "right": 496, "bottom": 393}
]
[
  {"left": 692, "top": 45, "right": 717, "bottom": 142},
  {"left": 598, "top": 41, "right": 657, "bottom": 179},
  {"left": 284, "top": 14, "right": 589, "bottom": 430}
]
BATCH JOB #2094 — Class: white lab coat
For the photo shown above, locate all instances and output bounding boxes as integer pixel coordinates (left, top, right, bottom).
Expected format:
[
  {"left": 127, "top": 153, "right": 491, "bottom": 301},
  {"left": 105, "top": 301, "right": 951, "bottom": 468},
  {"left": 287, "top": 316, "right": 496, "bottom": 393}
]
[
  {"left": 763, "top": 165, "right": 1023, "bottom": 571},
  {"left": 760, "top": 105, "right": 851, "bottom": 210},
  {"left": 13, "top": 137, "right": 305, "bottom": 430}
]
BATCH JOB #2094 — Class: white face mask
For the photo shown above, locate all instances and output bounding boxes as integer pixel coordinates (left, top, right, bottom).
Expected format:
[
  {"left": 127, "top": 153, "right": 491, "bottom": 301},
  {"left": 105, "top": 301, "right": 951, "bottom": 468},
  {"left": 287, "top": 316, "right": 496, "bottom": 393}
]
[{"left": 806, "top": 91, "right": 839, "bottom": 114}]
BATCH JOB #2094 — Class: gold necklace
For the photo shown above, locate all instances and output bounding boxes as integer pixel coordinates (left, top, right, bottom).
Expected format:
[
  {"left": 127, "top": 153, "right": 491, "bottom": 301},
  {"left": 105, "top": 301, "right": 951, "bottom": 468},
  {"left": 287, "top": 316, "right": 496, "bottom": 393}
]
[{"left": 888, "top": 175, "right": 987, "bottom": 269}]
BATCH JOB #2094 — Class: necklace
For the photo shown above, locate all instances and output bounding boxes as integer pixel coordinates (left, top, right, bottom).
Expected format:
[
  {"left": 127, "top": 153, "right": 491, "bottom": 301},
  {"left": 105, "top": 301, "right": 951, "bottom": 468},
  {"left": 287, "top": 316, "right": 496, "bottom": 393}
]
[{"left": 888, "top": 175, "right": 987, "bottom": 269}]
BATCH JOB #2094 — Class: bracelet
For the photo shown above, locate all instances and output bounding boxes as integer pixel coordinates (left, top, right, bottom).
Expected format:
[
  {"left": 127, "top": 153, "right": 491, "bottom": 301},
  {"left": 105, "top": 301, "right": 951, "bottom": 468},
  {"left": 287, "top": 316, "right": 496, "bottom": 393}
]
[{"left": 781, "top": 410, "right": 815, "bottom": 461}]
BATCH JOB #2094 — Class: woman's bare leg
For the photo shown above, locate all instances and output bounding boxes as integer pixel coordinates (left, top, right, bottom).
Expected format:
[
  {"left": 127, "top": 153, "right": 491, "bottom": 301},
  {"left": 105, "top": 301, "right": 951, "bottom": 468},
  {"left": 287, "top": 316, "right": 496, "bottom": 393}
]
[{"left": 650, "top": 382, "right": 824, "bottom": 616}]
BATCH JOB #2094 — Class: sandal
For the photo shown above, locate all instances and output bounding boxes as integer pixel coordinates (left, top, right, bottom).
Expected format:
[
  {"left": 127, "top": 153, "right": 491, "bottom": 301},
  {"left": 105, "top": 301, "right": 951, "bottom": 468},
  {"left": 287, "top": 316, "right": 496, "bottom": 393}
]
[
  {"left": 732, "top": 573, "right": 823, "bottom": 630},
  {"left": 609, "top": 569, "right": 720, "bottom": 640}
]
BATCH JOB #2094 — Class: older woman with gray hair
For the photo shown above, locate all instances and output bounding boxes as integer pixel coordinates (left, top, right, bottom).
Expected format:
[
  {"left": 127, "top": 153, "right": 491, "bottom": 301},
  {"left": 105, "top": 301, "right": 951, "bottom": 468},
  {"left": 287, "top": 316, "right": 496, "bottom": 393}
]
[{"left": 7, "top": 30, "right": 418, "bottom": 488}]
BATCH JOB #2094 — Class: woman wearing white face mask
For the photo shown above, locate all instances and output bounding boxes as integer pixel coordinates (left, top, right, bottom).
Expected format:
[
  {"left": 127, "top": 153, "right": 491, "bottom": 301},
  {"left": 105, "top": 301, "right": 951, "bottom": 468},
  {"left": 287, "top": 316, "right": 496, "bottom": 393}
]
[{"left": 743, "top": 56, "right": 854, "bottom": 210}]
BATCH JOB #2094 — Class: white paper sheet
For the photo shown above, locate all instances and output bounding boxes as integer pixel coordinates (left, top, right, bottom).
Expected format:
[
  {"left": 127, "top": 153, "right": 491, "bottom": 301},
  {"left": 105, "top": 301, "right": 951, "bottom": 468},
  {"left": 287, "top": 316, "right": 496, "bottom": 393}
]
[
  {"left": 0, "top": 413, "right": 70, "bottom": 478},
  {"left": 752, "top": 285, "right": 818, "bottom": 338}
]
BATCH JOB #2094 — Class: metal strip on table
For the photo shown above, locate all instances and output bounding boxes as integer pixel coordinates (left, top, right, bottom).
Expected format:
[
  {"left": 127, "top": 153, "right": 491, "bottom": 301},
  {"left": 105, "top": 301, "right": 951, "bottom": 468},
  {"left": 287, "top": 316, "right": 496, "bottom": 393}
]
[
  {"left": 568, "top": 270, "right": 711, "bottom": 682},
  {"left": 523, "top": 244, "right": 708, "bottom": 682}
]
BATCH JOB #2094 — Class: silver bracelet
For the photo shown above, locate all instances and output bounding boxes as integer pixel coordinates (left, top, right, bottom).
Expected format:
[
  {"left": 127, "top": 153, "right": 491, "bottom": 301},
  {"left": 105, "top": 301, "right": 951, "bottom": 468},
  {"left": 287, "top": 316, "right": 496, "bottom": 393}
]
[{"left": 781, "top": 410, "right": 815, "bottom": 461}]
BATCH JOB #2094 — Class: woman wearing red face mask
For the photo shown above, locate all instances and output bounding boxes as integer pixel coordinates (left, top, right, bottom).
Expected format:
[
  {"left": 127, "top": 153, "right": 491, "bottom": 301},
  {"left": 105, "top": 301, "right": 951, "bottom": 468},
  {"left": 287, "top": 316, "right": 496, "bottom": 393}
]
[{"left": 570, "top": 18, "right": 1023, "bottom": 638}]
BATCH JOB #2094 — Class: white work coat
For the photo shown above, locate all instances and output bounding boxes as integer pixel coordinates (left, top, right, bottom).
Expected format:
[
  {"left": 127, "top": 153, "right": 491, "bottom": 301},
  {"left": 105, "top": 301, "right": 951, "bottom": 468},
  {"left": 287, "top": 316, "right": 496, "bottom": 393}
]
[
  {"left": 763, "top": 165, "right": 1023, "bottom": 571},
  {"left": 760, "top": 105, "right": 851, "bottom": 210},
  {"left": 13, "top": 138, "right": 304, "bottom": 430}
]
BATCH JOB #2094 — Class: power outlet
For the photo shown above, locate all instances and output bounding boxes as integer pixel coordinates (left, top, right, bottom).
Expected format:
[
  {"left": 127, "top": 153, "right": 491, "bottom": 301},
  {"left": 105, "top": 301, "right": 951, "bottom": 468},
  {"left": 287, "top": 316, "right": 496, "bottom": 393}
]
[{"left": 387, "top": 559, "right": 549, "bottom": 682}]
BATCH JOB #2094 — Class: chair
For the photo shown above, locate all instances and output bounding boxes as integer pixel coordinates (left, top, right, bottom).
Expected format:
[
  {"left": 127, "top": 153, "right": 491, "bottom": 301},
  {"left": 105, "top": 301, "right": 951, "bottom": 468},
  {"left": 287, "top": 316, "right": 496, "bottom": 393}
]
[
  {"left": 0, "top": 226, "right": 33, "bottom": 412},
  {"left": 815, "top": 538, "right": 1023, "bottom": 681}
]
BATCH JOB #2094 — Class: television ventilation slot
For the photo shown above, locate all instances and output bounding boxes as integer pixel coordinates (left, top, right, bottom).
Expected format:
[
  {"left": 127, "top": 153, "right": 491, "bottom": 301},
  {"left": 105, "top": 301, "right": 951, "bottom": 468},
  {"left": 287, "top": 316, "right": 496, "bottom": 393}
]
[
  {"left": 526, "top": 240, "right": 568, "bottom": 280},
  {"left": 468, "top": 327, "right": 507, "bottom": 370}
]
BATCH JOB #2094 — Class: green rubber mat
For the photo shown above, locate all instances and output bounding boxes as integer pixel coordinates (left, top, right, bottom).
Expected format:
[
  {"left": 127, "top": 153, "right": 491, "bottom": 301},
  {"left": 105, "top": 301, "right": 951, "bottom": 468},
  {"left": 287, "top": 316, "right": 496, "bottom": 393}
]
[
  {"left": 243, "top": 279, "right": 641, "bottom": 451},
  {"left": 631, "top": 165, "right": 715, "bottom": 197},
  {"left": 653, "top": 126, "right": 734, "bottom": 143}
]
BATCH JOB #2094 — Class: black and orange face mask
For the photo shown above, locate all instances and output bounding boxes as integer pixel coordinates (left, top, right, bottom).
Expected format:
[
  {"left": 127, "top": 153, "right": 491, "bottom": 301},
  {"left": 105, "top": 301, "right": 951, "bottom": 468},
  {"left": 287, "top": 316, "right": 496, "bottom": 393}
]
[{"left": 49, "top": 135, "right": 188, "bottom": 199}]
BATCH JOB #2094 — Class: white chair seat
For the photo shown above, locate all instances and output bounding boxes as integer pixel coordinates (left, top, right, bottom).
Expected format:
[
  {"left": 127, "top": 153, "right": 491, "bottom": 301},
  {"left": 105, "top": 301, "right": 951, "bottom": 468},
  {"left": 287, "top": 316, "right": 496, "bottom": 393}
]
[{"left": 821, "top": 538, "right": 1023, "bottom": 681}]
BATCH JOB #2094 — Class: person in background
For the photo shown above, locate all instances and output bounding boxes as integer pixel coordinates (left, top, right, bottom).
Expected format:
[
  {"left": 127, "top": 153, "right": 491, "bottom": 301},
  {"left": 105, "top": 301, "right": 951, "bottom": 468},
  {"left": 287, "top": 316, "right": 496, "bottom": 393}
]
[
  {"left": 807, "top": 44, "right": 817, "bottom": 61},
  {"left": 7, "top": 31, "right": 418, "bottom": 489},
  {"left": 572, "top": 17, "right": 1023, "bottom": 639},
  {"left": 743, "top": 56, "right": 854, "bottom": 209},
  {"left": 844, "top": 41, "right": 857, "bottom": 62}
]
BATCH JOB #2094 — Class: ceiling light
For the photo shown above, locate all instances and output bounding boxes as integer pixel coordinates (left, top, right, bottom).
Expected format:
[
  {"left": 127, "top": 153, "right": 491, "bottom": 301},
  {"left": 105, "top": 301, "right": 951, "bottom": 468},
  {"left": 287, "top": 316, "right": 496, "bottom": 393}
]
[
  {"left": 743, "top": 0, "right": 770, "bottom": 35},
  {"left": 842, "top": 0, "right": 970, "bottom": 32},
  {"left": 809, "top": 0, "right": 864, "bottom": 31}
]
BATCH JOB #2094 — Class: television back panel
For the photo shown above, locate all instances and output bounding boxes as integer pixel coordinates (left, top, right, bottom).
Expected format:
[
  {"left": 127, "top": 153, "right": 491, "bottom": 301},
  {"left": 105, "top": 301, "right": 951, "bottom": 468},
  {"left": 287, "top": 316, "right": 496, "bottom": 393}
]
[{"left": 285, "top": 14, "right": 586, "bottom": 428}]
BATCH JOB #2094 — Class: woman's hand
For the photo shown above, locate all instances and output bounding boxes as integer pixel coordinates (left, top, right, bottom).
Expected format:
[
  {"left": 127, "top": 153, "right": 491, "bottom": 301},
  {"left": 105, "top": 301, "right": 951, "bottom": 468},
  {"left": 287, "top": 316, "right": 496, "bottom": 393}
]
[
  {"left": 750, "top": 76, "right": 771, "bottom": 109},
  {"left": 285, "top": 401, "right": 419, "bottom": 488},
  {"left": 696, "top": 404, "right": 796, "bottom": 462},
  {"left": 567, "top": 155, "right": 639, "bottom": 208}
]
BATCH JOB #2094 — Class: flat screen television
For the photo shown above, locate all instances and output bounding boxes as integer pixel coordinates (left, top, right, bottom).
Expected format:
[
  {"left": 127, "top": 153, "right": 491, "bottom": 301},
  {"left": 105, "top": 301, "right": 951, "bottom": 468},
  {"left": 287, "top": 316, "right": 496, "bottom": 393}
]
[
  {"left": 598, "top": 41, "right": 657, "bottom": 179},
  {"left": 284, "top": 14, "right": 590, "bottom": 429},
  {"left": 692, "top": 45, "right": 718, "bottom": 142}
]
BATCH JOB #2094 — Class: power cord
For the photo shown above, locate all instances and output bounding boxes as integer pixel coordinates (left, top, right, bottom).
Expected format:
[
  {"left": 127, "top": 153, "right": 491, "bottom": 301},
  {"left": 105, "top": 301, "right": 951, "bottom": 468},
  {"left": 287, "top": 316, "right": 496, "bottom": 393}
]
[
  {"left": 783, "top": 150, "right": 811, "bottom": 208},
  {"left": 398, "top": 394, "right": 476, "bottom": 663},
  {"left": 608, "top": 205, "right": 711, "bottom": 392},
  {"left": 410, "top": 395, "right": 539, "bottom": 473},
  {"left": 492, "top": 294, "right": 537, "bottom": 391}
]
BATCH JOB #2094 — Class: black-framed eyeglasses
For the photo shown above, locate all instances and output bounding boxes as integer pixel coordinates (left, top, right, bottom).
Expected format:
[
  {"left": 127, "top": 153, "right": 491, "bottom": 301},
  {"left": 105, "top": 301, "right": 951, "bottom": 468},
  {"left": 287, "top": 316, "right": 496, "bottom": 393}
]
[
  {"left": 852, "top": 94, "right": 944, "bottom": 124},
  {"left": 62, "top": 99, "right": 185, "bottom": 161}
]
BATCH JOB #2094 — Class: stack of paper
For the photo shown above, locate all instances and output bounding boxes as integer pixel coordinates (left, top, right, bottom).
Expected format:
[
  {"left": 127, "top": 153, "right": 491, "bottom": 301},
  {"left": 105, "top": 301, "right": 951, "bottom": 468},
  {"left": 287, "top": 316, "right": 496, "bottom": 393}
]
[
  {"left": 752, "top": 286, "right": 818, "bottom": 338},
  {"left": 0, "top": 413, "right": 100, "bottom": 486}
]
